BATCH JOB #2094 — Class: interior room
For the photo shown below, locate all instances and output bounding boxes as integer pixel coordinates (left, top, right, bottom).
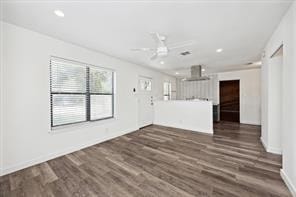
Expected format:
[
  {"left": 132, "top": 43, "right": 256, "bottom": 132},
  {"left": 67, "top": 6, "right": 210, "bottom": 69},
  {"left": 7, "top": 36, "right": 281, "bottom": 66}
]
[{"left": 0, "top": 0, "right": 296, "bottom": 196}]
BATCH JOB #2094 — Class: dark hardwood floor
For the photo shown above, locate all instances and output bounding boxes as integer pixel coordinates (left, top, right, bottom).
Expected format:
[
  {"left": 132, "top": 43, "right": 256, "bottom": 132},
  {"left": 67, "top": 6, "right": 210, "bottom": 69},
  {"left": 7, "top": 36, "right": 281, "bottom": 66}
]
[{"left": 0, "top": 122, "right": 291, "bottom": 197}]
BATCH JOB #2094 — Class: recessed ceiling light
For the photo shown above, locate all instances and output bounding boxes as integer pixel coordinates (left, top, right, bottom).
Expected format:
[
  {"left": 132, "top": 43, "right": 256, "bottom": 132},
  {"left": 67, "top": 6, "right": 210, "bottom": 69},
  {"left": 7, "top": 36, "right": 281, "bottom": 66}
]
[
  {"left": 54, "top": 10, "right": 64, "bottom": 17},
  {"left": 216, "top": 48, "right": 223, "bottom": 53},
  {"left": 175, "top": 72, "right": 179, "bottom": 75},
  {"left": 201, "top": 68, "right": 205, "bottom": 72},
  {"left": 160, "top": 61, "right": 164, "bottom": 65}
]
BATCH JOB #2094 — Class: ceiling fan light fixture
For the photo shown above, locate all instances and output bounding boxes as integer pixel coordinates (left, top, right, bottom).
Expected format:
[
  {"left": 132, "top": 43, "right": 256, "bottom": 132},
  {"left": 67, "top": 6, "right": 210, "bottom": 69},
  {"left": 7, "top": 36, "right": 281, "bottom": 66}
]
[
  {"left": 131, "top": 33, "right": 195, "bottom": 60},
  {"left": 216, "top": 48, "right": 223, "bottom": 53},
  {"left": 54, "top": 10, "right": 65, "bottom": 17}
]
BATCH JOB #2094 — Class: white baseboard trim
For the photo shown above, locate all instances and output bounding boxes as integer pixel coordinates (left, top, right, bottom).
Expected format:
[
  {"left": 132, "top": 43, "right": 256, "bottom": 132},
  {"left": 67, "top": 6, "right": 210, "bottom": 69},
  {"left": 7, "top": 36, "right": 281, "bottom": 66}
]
[
  {"left": 0, "top": 127, "right": 138, "bottom": 176},
  {"left": 281, "top": 169, "right": 296, "bottom": 197},
  {"left": 267, "top": 147, "right": 282, "bottom": 155},
  {"left": 240, "top": 120, "right": 261, "bottom": 126},
  {"left": 260, "top": 137, "right": 268, "bottom": 150},
  {"left": 153, "top": 123, "right": 213, "bottom": 135},
  {"left": 260, "top": 137, "right": 282, "bottom": 155}
]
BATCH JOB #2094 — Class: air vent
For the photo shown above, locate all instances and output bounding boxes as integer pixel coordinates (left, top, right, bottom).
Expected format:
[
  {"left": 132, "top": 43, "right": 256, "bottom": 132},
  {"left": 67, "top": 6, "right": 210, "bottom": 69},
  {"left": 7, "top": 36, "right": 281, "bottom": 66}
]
[{"left": 180, "top": 51, "right": 191, "bottom": 56}]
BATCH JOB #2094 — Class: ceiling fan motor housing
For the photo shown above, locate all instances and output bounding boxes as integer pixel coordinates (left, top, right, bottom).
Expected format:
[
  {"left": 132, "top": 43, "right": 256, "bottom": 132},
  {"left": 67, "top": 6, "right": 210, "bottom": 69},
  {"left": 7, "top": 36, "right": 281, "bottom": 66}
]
[{"left": 157, "top": 46, "right": 169, "bottom": 56}]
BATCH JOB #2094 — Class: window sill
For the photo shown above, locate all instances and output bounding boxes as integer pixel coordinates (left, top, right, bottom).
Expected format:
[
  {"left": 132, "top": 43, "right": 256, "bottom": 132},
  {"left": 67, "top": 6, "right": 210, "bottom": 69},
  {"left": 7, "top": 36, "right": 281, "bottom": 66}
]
[{"left": 49, "top": 117, "right": 116, "bottom": 134}]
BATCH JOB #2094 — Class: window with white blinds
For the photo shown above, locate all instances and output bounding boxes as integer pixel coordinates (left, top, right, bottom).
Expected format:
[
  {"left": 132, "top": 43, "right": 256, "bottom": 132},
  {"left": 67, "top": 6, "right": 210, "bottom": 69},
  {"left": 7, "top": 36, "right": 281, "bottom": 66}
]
[
  {"left": 50, "top": 57, "right": 114, "bottom": 127},
  {"left": 163, "top": 82, "right": 171, "bottom": 101}
]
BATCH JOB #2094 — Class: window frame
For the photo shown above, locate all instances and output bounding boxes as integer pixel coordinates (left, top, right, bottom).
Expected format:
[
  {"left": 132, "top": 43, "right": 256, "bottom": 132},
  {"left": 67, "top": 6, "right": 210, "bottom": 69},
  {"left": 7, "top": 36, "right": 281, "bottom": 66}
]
[
  {"left": 88, "top": 70, "right": 115, "bottom": 122},
  {"left": 138, "top": 76, "right": 152, "bottom": 92},
  {"left": 163, "top": 82, "right": 172, "bottom": 101},
  {"left": 50, "top": 57, "right": 114, "bottom": 128}
]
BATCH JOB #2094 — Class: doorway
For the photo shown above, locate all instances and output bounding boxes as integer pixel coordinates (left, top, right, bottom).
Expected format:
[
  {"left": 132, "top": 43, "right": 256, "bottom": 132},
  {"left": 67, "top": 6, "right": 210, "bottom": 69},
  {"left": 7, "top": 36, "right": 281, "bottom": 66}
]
[{"left": 219, "top": 80, "right": 240, "bottom": 122}]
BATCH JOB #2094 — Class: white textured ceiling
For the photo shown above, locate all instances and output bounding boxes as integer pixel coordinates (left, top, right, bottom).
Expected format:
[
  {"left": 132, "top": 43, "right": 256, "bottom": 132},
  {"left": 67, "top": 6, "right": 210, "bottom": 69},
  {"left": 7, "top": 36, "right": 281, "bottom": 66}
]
[{"left": 1, "top": 0, "right": 292, "bottom": 76}]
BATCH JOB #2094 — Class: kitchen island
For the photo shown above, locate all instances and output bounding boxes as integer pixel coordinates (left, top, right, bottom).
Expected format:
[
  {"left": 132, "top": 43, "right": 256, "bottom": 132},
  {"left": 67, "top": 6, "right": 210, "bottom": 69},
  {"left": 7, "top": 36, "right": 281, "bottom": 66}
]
[{"left": 154, "top": 100, "right": 213, "bottom": 134}]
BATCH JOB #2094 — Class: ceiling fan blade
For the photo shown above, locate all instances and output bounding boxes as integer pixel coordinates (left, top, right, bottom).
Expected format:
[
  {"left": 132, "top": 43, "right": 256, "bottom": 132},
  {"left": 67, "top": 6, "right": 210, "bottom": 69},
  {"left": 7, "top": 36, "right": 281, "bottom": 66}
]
[
  {"left": 168, "top": 40, "right": 196, "bottom": 50},
  {"left": 150, "top": 32, "right": 165, "bottom": 44},
  {"left": 131, "top": 48, "right": 154, "bottom": 52}
]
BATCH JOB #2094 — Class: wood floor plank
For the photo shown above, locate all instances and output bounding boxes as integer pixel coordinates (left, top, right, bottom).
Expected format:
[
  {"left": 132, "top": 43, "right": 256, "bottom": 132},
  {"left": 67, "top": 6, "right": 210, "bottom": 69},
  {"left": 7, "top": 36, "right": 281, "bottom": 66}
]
[{"left": 0, "top": 122, "right": 292, "bottom": 197}]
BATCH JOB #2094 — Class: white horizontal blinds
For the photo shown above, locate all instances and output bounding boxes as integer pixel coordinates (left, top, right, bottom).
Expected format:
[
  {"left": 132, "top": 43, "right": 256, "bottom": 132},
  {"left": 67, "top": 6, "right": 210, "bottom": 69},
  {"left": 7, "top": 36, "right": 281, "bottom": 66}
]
[
  {"left": 90, "top": 67, "right": 113, "bottom": 94},
  {"left": 89, "top": 67, "right": 114, "bottom": 120},
  {"left": 50, "top": 57, "right": 114, "bottom": 127},
  {"left": 163, "top": 82, "right": 171, "bottom": 100},
  {"left": 90, "top": 95, "right": 112, "bottom": 120},
  {"left": 52, "top": 95, "right": 86, "bottom": 126},
  {"left": 51, "top": 58, "right": 87, "bottom": 126},
  {"left": 51, "top": 59, "right": 87, "bottom": 93}
]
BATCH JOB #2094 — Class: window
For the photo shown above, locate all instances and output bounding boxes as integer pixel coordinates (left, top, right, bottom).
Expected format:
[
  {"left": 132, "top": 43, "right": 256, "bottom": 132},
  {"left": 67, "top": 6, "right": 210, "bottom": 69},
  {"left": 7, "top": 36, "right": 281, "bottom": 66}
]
[
  {"left": 50, "top": 57, "right": 114, "bottom": 127},
  {"left": 139, "top": 77, "right": 152, "bottom": 91},
  {"left": 89, "top": 67, "right": 113, "bottom": 120},
  {"left": 163, "top": 82, "right": 171, "bottom": 101}
]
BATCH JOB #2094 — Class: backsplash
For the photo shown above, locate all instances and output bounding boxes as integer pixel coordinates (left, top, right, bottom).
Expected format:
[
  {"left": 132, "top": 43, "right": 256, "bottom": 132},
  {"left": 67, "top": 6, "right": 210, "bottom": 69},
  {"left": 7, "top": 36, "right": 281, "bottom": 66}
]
[{"left": 176, "top": 74, "right": 219, "bottom": 104}]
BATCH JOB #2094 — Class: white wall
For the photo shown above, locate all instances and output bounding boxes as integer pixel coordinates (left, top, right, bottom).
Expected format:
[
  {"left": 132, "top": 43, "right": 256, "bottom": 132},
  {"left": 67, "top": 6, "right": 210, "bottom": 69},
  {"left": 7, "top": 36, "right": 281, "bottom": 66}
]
[
  {"left": 261, "top": 55, "right": 283, "bottom": 154},
  {"left": 0, "top": 13, "right": 4, "bottom": 174},
  {"left": 261, "top": 51, "right": 269, "bottom": 153},
  {"left": 0, "top": 22, "right": 176, "bottom": 176},
  {"left": 262, "top": 1, "right": 296, "bottom": 195},
  {"left": 217, "top": 69, "right": 261, "bottom": 125},
  {"left": 154, "top": 100, "right": 213, "bottom": 134}
]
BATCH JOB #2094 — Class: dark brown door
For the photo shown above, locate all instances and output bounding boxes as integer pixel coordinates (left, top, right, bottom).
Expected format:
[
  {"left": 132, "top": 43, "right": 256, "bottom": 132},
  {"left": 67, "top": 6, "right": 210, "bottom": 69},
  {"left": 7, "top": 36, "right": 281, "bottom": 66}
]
[{"left": 219, "top": 80, "right": 240, "bottom": 122}]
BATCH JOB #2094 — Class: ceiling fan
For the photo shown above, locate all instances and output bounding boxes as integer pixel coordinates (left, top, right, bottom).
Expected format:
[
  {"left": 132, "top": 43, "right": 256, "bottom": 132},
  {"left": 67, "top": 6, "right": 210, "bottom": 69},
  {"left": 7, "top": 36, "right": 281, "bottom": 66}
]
[{"left": 131, "top": 33, "right": 195, "bottom": 60}]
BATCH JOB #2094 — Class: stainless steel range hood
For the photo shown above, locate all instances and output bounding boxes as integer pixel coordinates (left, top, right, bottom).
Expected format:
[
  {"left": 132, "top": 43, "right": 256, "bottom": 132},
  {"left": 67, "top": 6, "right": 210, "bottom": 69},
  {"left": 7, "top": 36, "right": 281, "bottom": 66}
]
[{"left": 184, "top": 65, "right": 210, "bottom": 81}]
